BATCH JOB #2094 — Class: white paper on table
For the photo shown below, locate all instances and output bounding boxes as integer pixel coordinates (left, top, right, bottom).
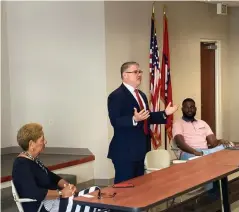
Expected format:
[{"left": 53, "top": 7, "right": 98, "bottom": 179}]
[{"left": 81, "top": 194, "right": 94, "bottom": 198}]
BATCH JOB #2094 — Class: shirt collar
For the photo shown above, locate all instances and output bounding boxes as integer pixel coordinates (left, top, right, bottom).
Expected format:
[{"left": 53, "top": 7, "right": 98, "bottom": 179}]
[
  {"left": 182, "top": 116, "right": 197, "bottom": 122},
  {"left": 123, "top": 82, "right": 136, "bottom": 93}
]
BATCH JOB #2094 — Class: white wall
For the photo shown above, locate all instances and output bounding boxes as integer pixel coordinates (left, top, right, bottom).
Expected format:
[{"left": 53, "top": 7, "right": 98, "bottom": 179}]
[
  {"left": 1, "top": 1, "right": 12, "bottom": 148},
  {"left": 2, "top": 1, "right": 111, "bottom": 179},
  {"left": 0, "top": 1, "right": 1, "bottom": 148},
  {"left": 228, "top": 7, "right": 239, "bottom": 142}
]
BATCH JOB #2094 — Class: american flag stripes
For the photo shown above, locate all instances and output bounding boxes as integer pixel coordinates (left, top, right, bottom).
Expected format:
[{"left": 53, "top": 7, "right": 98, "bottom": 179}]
[{"left": 149, "top": 7, "right": 161, "bottom": 149}]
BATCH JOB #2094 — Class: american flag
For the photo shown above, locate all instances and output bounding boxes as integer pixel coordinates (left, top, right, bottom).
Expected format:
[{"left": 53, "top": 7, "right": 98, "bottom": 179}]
[
  {"left": 160, "top": 13, "right": 173, "bottom": 143},
  {"left": 149, "top": 7, "right": 161, "bottom": 149}
]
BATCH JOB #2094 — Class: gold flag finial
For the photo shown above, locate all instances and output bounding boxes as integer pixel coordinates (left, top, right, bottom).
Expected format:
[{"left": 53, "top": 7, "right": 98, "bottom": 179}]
[
  {"left": 152, "top": 1, "right": 155, "bottom": 14},
  {"left": 163, "top": 5, "right": 166, "bottom": 15}
]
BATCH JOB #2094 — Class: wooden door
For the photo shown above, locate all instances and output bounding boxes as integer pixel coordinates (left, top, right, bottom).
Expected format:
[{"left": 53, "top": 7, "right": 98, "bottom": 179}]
[{"left": 200, "top": 42, "right": 216, "bottom": 134}]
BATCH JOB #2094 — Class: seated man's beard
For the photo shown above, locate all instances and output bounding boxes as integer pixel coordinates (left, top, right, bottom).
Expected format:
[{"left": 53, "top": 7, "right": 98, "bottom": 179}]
[{"left": 183, "top": 112, "right": 196, "bottom": 120}]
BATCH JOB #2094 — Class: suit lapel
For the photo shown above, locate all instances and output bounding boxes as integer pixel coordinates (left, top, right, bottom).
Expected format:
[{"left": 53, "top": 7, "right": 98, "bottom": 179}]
[
  {"left": 120, "top": 84, "right": 149, "bottom": 111},
  {"left": 120, "top": 84, "right": 141, "bottom": 110}
]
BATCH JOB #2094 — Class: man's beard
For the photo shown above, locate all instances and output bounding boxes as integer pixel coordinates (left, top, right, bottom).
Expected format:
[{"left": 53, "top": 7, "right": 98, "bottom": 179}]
[{"left": 183, "top": 112, "right": 196, "bottom": 120}]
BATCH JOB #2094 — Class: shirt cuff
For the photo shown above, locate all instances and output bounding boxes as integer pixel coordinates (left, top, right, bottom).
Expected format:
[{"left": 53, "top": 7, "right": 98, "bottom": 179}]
[
  {"left": 163, "top": 111, "right": 168, "bottom": 119},
  {"left": 132, "top": 117, "right": 138, "bottom": 126}
]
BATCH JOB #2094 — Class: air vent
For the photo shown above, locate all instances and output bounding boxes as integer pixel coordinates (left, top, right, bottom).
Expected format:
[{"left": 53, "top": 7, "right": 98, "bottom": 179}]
[{"left": 217, "top": 3, "right": 227, "bottom": 15}]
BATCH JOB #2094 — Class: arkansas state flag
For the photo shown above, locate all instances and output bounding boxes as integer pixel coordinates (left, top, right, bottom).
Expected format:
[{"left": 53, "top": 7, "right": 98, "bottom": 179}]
[{"left": 160, "top": 13, "right": 173, "bottom": 141}]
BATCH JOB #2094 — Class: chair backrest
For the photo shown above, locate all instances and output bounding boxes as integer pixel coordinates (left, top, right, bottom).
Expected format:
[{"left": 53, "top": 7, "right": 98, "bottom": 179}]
[
  {"left": 11, "top": 180, "right": 40, "bottom": 212},
  {"left": 145, "top": 149, "right": 171, "bottom": 170},
  {"left": 170, "top": 139, "right": 181, "bottom": 159},
  {"left": 11, "top": 180, "right": 24, "bottom": 212},
  {"left": 171, "top": 139, "right": 178, "bottom": 149}
]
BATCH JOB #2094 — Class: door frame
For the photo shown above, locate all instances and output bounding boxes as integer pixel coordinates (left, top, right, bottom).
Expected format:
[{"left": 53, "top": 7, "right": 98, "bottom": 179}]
[{"left": 200, "top": 39, "right": 222, "bottom": 138}]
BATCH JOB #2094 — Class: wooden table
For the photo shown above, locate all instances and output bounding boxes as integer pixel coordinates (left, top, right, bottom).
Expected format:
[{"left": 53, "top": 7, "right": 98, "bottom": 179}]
[
  {"left": 187, "top": 149, "right": 239, "bottom": 166},
  {"left": 185, "top": 149, "right": 239, "bottom": 212},
  {"left": 74, "top": 150, "right": 239, "bottom": 212}
]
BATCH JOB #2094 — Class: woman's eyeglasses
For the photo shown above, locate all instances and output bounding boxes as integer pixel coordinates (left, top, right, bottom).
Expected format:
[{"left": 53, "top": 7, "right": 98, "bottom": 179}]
[{"left": 97, "top": 189, "right": 116, "bottom": 199}]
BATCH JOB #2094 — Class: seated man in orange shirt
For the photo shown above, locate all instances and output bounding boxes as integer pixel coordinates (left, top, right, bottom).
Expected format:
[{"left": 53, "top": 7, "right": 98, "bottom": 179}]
[
  {"left": 172, "top": 98, "right": 230, "bottom": 160},
  {"left": 172, "top": 98, "right": 232, "bottom": 198}
]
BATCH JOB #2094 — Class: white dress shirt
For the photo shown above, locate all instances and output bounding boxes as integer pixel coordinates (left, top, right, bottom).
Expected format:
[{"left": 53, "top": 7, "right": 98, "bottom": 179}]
[
  {"left": 123, "top": 82, "right": 147, "bottom": 125},
  {"left": 123, "top": 82, "right": 146, "bottom": 109}
]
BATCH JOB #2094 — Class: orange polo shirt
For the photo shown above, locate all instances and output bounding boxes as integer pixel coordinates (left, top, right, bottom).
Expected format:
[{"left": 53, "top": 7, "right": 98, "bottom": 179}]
[{"left": 172, "top": 118, "right": 213, "bottom": 149}]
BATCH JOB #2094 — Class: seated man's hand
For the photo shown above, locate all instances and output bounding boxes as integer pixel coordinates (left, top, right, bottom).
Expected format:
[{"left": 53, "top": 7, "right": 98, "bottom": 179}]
[
  {"left": 193, "top": 150, "right": 203, "bottom": 156},
  {"left": 218, "top": 139, "right": 234, "bottom": 148}
]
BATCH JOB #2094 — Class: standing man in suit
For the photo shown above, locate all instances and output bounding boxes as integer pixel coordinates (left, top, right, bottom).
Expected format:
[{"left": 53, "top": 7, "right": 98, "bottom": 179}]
[{"left": 107, "top": 61, "right": 178, "bottom": 183}]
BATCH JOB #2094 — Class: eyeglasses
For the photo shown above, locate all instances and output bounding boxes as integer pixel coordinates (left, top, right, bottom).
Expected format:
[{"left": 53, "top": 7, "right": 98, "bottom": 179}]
[
  {"left": 97, "top": 189, "right": 116, "bottom": 199},
  {"left": 125, "top": 70, "right": 143, "bottom": 74}
]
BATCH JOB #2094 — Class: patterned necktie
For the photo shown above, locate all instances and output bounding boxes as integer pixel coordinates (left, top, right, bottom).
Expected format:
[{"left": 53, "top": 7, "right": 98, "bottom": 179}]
[
  {"left": 134, "top": 89, "right": 149, "bottom": 135},
  {"left": 23, "top": 151, "right": 48, "bottom": 175}
]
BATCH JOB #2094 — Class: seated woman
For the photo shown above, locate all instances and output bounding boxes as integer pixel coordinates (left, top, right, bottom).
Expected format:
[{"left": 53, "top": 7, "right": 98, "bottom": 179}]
[{"left": 12, "top": 123, "right": 101, "bottom": 212}]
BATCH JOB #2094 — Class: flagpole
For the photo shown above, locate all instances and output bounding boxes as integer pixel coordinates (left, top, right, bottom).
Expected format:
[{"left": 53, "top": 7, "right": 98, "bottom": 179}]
[
  {"left": 165, "top": 127, "right": 167, "bottom": 150},
  {"left": 163, "top": 5, "right": 167, "bottom": 150}
]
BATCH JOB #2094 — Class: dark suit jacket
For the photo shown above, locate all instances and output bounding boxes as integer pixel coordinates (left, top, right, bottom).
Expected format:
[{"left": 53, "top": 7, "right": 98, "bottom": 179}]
[{"left": 107, "top": 84, "right": 167, "bottom": 162}]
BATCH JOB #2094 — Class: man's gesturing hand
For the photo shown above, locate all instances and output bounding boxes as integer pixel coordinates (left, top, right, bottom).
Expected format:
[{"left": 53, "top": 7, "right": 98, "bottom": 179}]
[
  {"left": 133, "top": 108, "right": 150, "bottom": 122},
  {"left": 165, "top": 102, "right": 178, "bottom": 116}
]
